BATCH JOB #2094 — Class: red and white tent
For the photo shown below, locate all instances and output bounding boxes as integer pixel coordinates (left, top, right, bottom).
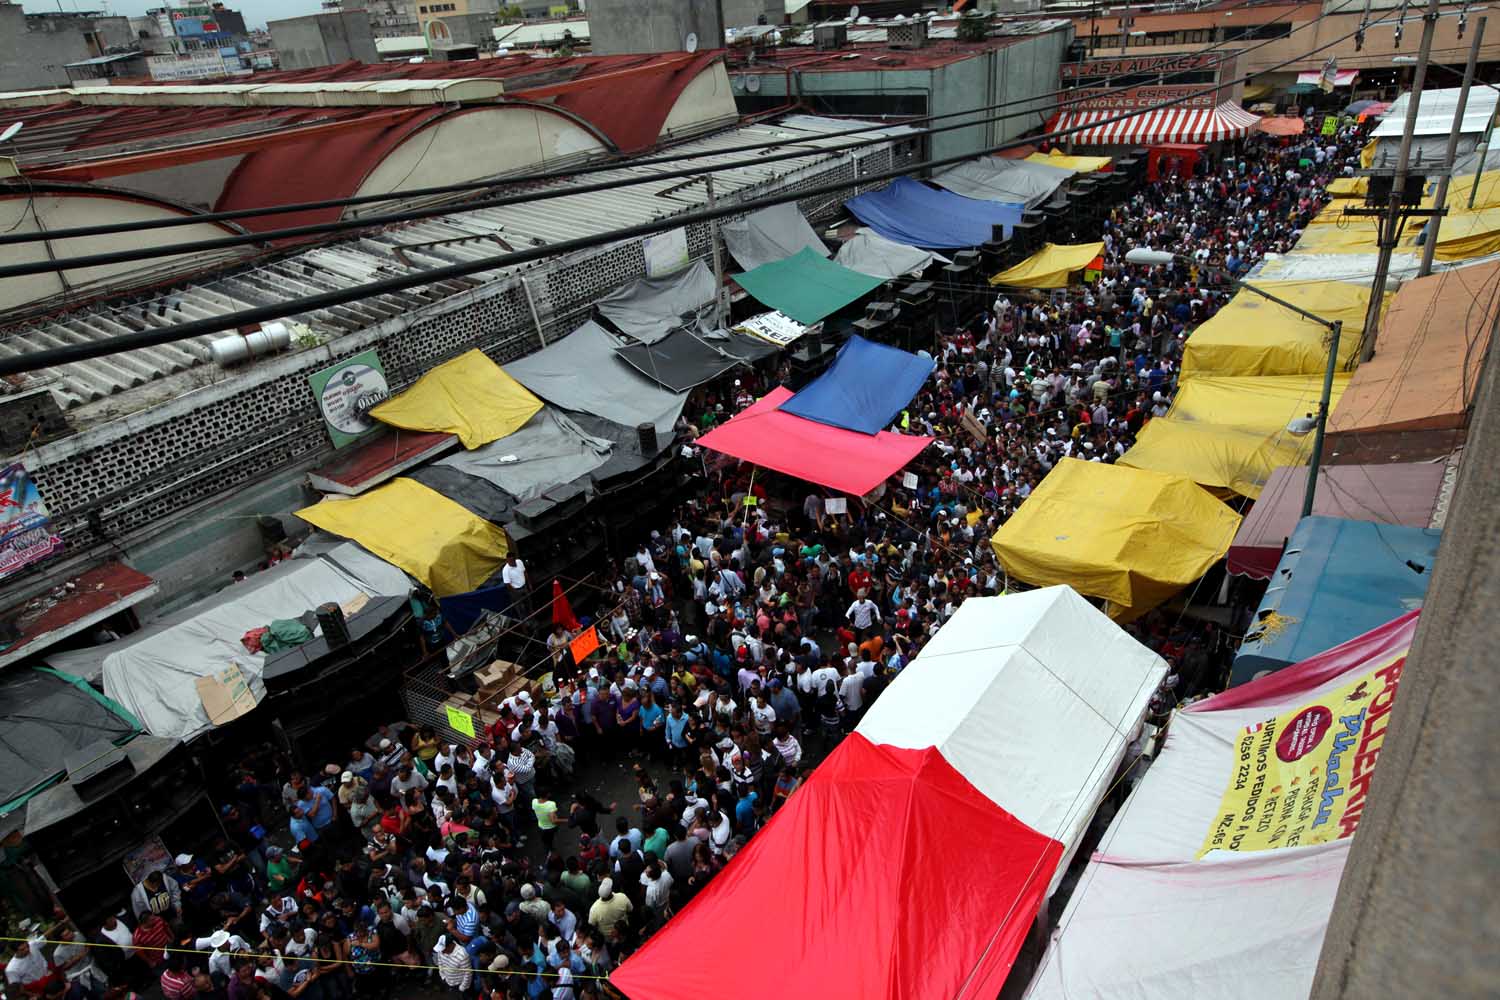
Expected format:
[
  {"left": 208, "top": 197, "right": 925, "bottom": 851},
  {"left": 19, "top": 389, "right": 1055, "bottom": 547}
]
[
  {"left": 1024, "top": 611, "right": 1417, "bottom": 1000},
  {"left": 611, "top": 586, "right": 1166, "bottom": 1000},
  {"left": 1051, "top": 101, "right": 1261, "bottom": 146}
]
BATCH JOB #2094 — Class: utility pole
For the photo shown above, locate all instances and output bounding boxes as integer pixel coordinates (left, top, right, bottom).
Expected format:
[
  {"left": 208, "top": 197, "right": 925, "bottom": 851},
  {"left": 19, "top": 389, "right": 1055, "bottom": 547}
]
[
  {"left": 1420, "top": 15, "right": 1485, "bottom": 276},
  {"left": 1359, "top": 0, "right": 1440, "bottom": 363},
  {"left": 705, "top": 175, "right": 727, "bottom": 329}
]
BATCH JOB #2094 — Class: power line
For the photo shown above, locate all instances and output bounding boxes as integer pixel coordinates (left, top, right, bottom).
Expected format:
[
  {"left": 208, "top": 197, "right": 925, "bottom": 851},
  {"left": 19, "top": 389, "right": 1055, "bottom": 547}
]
[
  {"left": 0, "top": 13, "right": 1395, "bottom": 376},
  {"left": 0, "top": 14, "right": 1300, "bottom": 251}
]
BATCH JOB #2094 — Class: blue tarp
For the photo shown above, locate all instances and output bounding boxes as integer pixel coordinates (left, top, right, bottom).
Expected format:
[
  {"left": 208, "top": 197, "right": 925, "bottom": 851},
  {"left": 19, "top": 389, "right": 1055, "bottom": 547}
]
[
  {"left": 845, "top": 176, "right": 1024, "bottom": 249},
  {"left": 779, "top": 335, "right": 935, "bottom": 434},
  {"left": 439, "top": 583, "right": 512, "bottom": 636},
  {"left": 1230, "top": 516, "right": 1441, "bottom": 685}
]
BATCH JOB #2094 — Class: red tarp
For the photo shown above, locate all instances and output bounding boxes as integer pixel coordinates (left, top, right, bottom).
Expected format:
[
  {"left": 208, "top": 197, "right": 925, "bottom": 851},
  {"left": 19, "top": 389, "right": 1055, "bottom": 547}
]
[
  {"left": 1227, "top": 462, "right": 1445, "bottom": 579},
  {"left": 1257, "top": 115, "right": 1308, "bottom": 137},
  {"left": 610, "top": 734, "right": 1064, "bottom": 1000},
  {"left": 696, "top": 386, "right": 931, "bottom": 496}
]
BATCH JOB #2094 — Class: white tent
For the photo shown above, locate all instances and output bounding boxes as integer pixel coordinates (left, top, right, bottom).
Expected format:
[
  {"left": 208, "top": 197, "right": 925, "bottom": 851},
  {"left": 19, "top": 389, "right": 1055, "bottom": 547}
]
[
  {"left": 100, "top": 544, "right": 410, "bottom": 741},
  {"left": 834, "top": 227, "right": 945, "bottom": 279},
  {"left": 859, "top": 585, "right": 1166, "bottom": 887},
  {"left": 1023, "top": 611, "right": 1419, "bottom": 1000},
  {"left": 721, "top": 202, "right": 828, "bottom": 271},
  {"left": 931, "top": 157, "right": 1075, "bottom": 208}
]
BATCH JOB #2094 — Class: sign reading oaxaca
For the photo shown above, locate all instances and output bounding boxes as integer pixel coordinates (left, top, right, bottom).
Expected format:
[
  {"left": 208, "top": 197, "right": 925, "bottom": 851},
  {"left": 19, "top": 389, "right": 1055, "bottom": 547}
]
[
  {"left": 309, "top": 350, "right": 389, "bottom": 449},
  {"left": 1199, "top": 649, "right": 1405, "bottom": 856}
]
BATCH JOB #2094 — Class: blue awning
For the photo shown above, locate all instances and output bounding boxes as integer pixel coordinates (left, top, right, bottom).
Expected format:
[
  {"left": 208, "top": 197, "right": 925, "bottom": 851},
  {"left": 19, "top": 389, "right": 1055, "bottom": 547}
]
[
  {"left": 845, "top": 176, "right": 1023, "bottom": 249},
  {"left": 780, "top": 335, "right": 935, "bottom": 434}
]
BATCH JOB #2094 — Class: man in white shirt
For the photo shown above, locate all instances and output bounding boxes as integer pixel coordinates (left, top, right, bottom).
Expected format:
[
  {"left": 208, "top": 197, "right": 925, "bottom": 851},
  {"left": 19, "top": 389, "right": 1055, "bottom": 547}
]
[
  {"left": 501, "top": 553, "right": 528, "bottom": 615},
  {"left": 845, "top": 591, "right": 881, "bottom": 640}
]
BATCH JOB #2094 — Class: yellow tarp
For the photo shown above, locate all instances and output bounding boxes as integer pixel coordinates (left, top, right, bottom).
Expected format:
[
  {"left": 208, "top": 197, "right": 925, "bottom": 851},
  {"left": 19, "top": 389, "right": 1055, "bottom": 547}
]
[
  {"left": 1292, "top": 201, "right": 1383, "bottom": 254},
  {"left": 1027, "top": 151, "right": 1111, "bottom": 173},
  {"left": 1359, "top": 138, "right": 1377, "bottom": 169},
  {"left": 296, "top": 478, "right": 509, "bottom": 597},
  {"left": 991, "top": 458, "right": 1240, "bottom": 622},
  {"left": 1326, "top": 177, "right": 1366, "bottom": 198},
  {"left": 369, "top": 349, "right": 542, "bottom": 449},
  {"left": 1181, "top": 280, "right": 1384, "bottom": 378},
  {"left": 1118, "top": 374, "right": 1349, "bottom": 498},
  {"left": 989, "top": 241, "right": 1105, "bottom": 288},
  {"left": 1423, "top": 206, "right": 1500, "bottom": 261},
  {"left": 1446, "top": 170, "right": 1500, "bottom": 211}
]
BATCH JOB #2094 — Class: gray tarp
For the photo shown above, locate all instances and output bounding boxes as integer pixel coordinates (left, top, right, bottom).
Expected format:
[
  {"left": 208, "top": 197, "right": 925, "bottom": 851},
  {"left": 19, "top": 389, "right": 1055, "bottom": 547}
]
[
  {"left": 596, "top": 261, "right": 716, "bottom": 344},
  {"left": 931, "top": 158, "right": 1074, "bottom": 208},
  {"left": 834, "top": 228, "right": 944, "bottom": 279},
  {"left": 96, "top": 545, "right": 410, "bottom": 741},
  {"left": 722, "top": 202, "right": 829, "bottom": 271},
  {"left": 615, "top": 328, "right": 777, "bottom": 393},
  {"left": 436, "top": 407, "right": 612, "bottom": 503},
  {"left": 0, "top": 668, "right": 137, "bottom": 811},
  {"left": 506, "top": 321, "right": 687, "bottom": 437}
]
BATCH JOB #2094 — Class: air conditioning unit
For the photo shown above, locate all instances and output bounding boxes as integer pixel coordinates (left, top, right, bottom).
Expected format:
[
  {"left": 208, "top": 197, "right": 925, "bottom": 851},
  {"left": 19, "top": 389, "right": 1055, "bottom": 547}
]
[
  {"left": 813, "top": 22, "right": 847, "bottom": 50},
  {"left": 887, "top": 21, "right": 928, "bottom": 49}
]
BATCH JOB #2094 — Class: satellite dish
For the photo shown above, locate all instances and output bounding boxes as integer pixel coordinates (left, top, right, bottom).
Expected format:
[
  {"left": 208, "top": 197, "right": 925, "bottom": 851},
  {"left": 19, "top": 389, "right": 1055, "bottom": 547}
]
[
  {"left": 0, "top": 123, "right": 21, "bottom": 144},
  {"left": 857, "top": 15, "right": 871, "bottom": 22},
  {"left": 684, "top": 31, "right": 698, "bottom": 52},
  {"left": 849, "top": 4, "right": 859, "bottom": 17},
  {"left": 732, "top": 75, "right": 745, "bottom": 91},
  {"left": 746, "top": 75, "right": 761, "bottom": 93}
]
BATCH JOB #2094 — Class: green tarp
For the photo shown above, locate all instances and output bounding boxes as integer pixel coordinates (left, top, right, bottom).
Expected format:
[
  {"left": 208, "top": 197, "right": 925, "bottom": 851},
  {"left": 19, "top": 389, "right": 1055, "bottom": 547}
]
[{"left": 734, "top": 248, "right": 885, "bottom": 325}]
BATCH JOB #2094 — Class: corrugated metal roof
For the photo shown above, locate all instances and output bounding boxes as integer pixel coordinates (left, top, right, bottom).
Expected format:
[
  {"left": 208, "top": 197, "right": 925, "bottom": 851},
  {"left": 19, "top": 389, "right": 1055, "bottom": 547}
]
[{"left": 0, "top": 115, "right": 910, "bottom": 415}]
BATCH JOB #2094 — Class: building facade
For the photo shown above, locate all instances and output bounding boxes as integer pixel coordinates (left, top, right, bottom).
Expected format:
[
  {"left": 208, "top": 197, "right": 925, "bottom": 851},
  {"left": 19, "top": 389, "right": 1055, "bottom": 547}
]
[
  {"left": 268, "top": 8, "right": 382, "bottom": 68},
  {"left": 0, "top": 5, "right": 136, "bottom": 92}
]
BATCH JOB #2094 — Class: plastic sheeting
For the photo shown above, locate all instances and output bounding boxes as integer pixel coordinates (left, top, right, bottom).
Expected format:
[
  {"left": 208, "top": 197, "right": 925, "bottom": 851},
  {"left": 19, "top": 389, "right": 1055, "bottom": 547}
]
[
  {"left": 733, "top": 248, "right": 885, "bottom": 325},
  {"left": 101, "top": 545, "right": 411, "bottom": 741},
  {"left": 1372, "top": 85, "right": 1498, "bottom": 137},
  {"left": 833, "top": 227, "right": 943, "bottom": 279},
  {"left": 845, "top": 176, "right": 1023, "bottom": 248},
  {"left": 1250, "top": 250, "right": 1424, "bottom": 284},
  {"left": 614, "top": 328, "right": 766, "bottom": 393},
  {"left": 990, "top": 241, "right": 1105, "bottom": 288},
  {"left": 1228, "top": 463, "right": 1445, "bottom": 579},
  {"left": 1119, "top": 373, "right": 1352, "bottom": 499},
  {"left": 505, "top": 321, "right": 687, "bottom": 437},
  {"left": 779, "top": 335, "right": 934, "bottom": 434},
  {"left": 595, "top": 261, "right": 715, "bottom": 344},
  {"left": 1424, "top": 205, "right": 1500, "bottom": 260},
  {"left": 612, "top": 735, "right": 1064, "bottom": 1000},
  {"left": 991, "top": 459, "right": 1240, "bottom": 620},
  {"left": 435, "top": 407, "right": 612, "bottom": 504},
  {"left": 721, "top": 202, "right": 828, "bottom": 271},
  {"left": 1231, "top": 517, "right": 1439, "bottom": 684},
  {"left": 1025, "top": 613, "right": 1419, "bottom": 1000},
  {"left": 297, "top": 478, "right": 509, "bottom": 598},
  {"left": 0, "top": 668, "right": 138, "bottom": 812},
  {"left": 1026, "top": 151, "right": 1110, "bottom": 173},
  {"left": 860, "top": 586, "right": 1165, "bottom": 881},
  {"left": 931, "top": 157, "right": 1074, "bottom": 207},
  {"left": 369, "top": 349, "right": 542, "bottom": 450},
  {"left": 615, "top": 587, "right": 1163, "bottom": 1000},
  {"left": 696, "top": 386, "right": 931, "bottom": 496},
  {"left": 1180, "top": 280, "right": 1382, "bottom": 378}
]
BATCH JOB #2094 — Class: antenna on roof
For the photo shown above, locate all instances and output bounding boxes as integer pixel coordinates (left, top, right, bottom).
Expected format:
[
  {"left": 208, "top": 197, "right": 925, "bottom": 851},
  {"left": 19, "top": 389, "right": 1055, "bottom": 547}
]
[
  {"left": 684, "top": 31, "right": 699, "bottom": 52},
  {"left": 849, "top": 5, "right": 860, "bottom": 18}
]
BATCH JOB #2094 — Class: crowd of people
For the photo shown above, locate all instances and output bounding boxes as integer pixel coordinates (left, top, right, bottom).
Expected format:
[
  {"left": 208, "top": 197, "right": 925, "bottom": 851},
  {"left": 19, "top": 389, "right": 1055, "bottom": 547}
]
[{"left": 3, "top": 120, "right": 1369, "bottom": 1000}]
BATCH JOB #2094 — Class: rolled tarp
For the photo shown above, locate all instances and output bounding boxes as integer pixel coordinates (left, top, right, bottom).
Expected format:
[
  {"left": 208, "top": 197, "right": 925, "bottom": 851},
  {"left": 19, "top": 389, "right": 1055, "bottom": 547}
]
[
  {"left": 369, "top": 349, "right": 542, "bottom": 450},
  {"left": 991, "top": 458, "right": 1240, "bottom": 621},
  {"left": 990, "top": 241, "right": 1105, "bottom": 288},
  {"left": 931, "top": 157, "right": 1074, "bottom": 208},
  {"left": 733, "top": 248, "right": 885, "bottom": 325},
  {"left": 722, "top": 202, "right": 829, "bottom": 271},
  {"left": 845, "top": 176, "right": 1023, "bottom": 249},
  {"left": 296, "top": 478, "right": 510, "bottom": 597},
  {"left": 834, "top": 227, "right": 943, "bottom": 279},
  {"left": 779, "top": 335, "right": 935, "bottom": 435},
  {"left": 1180, "top": 280, "right": 1384, "bottom": 378},
  {"left": 595, "top": 260, "right": 716, "bottom": 344}
]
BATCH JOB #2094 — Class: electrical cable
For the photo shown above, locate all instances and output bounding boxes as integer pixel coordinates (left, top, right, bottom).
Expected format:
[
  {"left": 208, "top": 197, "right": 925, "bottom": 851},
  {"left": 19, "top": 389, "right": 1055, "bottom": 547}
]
[
  {"left": 0, "top": 10, "right": 1404, "bottom": 375},
  {"left": 0, "top": 0, "right": 1389, "bottom": 267},
  {"left": 0, "top": 12, "right": 1313, "bottom": 251}
]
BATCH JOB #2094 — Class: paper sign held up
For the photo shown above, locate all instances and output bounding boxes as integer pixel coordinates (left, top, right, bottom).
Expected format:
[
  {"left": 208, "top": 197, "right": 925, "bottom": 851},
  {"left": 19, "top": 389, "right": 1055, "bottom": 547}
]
[
  {"left": 445, "top": 705, "right": 476, "bottom": 738},
  {"left": 570, "top": 625, "right": 601, "bottom": 664},
  {"left": 902, "top": 472, "right": 919, "bottom": 490},
  {"left": 824, "top": 497, "right": 848, "bottom": 515}
]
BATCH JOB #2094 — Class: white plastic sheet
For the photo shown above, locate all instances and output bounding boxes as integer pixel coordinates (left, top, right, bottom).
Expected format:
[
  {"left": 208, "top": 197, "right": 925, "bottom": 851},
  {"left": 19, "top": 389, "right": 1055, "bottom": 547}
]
[
  {"left": 722, "top": 202, "right": 828, "bottom": 271},
  {"left": 834, "top": 228, "right": 944, "bottom": 279}
]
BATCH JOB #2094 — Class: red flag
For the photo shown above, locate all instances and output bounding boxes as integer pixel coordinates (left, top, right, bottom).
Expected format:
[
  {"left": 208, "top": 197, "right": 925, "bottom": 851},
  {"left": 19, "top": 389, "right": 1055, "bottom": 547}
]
[{"left": 551, "top": 579, "right": 580, "bottom": 632}]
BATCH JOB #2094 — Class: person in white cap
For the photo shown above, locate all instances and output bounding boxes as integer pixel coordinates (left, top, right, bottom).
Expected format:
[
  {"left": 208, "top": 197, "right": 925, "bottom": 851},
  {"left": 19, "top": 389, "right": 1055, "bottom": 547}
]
[
  {"left": 188, "top": 927, "right": 249, "bottom": 982},
  {"left": 587, "top": 878, "right": 633, "bottom": 937},
  {"left": 432, "top": 935, "right": 472, "bottom": 990}
]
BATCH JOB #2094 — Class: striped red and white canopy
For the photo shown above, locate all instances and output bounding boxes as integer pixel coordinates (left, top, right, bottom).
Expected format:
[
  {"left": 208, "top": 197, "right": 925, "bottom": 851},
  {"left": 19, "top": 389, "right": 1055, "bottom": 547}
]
[{"left": 1053, "top": 101, "right": 1262, "bottom": 146}]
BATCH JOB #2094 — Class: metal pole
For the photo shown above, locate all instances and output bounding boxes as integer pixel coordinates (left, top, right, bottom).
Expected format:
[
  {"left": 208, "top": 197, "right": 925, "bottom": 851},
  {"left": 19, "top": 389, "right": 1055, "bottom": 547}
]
[
  {"left": 1237, "top": 278, "right": 1342, "bottom": 327},
  {"left": 1303, "top": 320, "right": 1342, "bottom": 518},
  {"left": 1360, "top": 0, "right": 1439, "bottom": 362},
  {"left": 1419, "top": 15, "right": 1485, "bottom": 277},
  {"left": 1469, "top": 110, "right": 1495, "bottom": 210},
  {"left": 519, "top": 275, "right": 546, "bottom": 347},
  {"left": 706, "top": 175, "right": 728, "bottom": 329}
]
